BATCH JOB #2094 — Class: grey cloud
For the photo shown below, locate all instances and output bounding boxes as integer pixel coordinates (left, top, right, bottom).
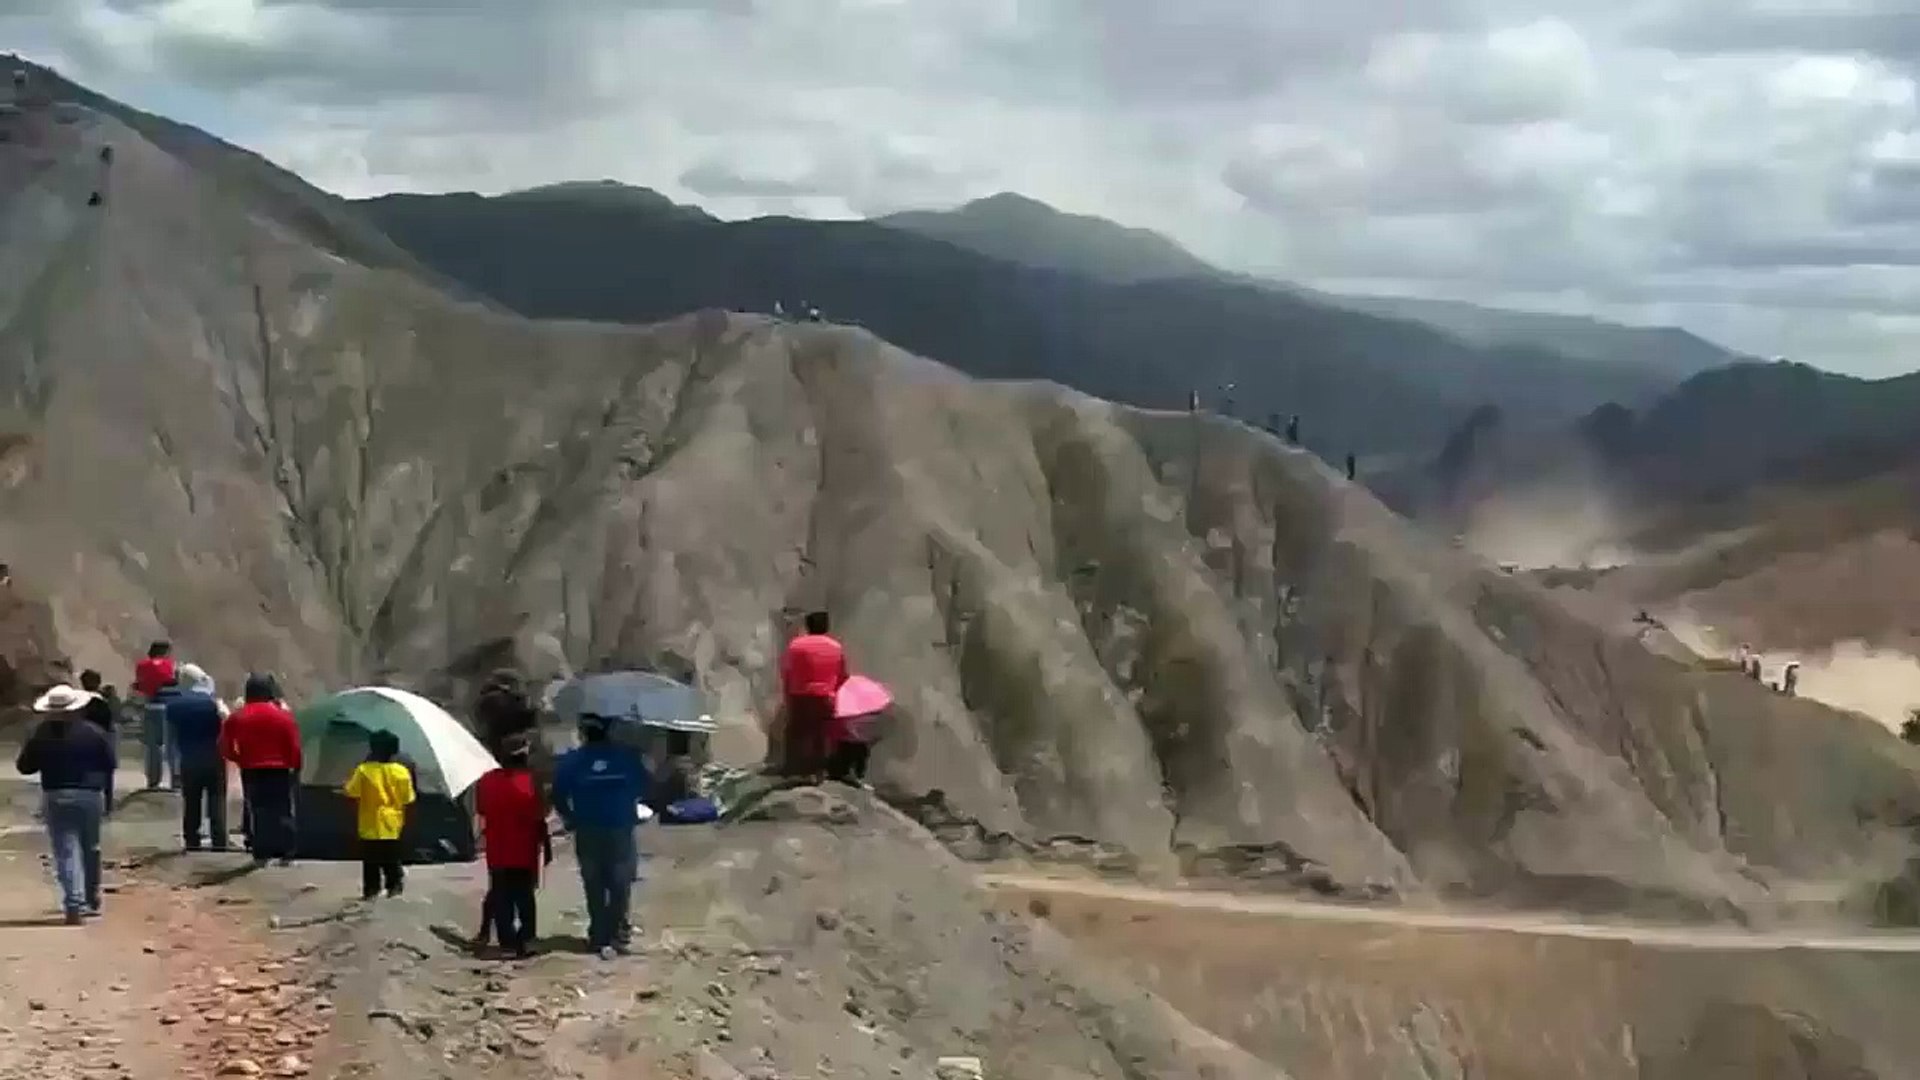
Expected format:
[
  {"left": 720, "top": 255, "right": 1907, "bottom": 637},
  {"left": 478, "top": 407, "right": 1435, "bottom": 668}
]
[
  {"left": 679, "top": 160, "right": 834, "bottom": 200},
  {"left": 1650, "top": 2, "right": 1920, "bottom": 60},
  {"left": 26, "top": 0, "right": 1920, "bottom": 373}
]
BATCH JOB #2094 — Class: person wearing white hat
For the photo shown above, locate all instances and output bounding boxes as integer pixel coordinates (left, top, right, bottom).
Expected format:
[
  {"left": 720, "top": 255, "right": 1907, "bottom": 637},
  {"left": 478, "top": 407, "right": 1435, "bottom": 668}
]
[{"left": 15, "top": 684, "right": 116, "bottom": 923}]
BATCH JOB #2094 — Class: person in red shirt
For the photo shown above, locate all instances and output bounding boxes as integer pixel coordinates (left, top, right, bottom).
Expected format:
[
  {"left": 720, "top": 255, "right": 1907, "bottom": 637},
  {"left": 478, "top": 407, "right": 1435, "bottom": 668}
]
[
  {"left": 221, "top": 673, "right": 302, "bottom": 867},
  {"left": 472, "top": 734, "right": 551, "bottom": 957},
  {"left": 779, "top": 610, "right": 849, "bottom": 780},
  {"left": 133, "top": 641, "right": 178, "bottom": 791}
]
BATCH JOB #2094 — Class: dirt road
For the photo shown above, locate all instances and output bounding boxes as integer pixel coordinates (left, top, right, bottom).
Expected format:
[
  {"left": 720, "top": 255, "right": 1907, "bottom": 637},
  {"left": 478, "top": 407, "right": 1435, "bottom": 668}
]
[{"left": 981, "top": 872, "right": 1920, "bottom": 953}]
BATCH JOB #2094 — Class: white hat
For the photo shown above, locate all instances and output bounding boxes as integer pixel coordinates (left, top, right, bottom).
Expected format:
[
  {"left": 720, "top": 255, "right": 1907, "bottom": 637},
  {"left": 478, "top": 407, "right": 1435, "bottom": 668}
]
[{"left": 33, "top": 684, "right": 97, "bottom": 712}]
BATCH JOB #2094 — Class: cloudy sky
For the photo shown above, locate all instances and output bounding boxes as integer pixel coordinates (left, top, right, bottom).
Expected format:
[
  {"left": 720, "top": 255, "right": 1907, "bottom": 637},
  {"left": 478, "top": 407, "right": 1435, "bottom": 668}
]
[{"left": 8, "top": 0, "right": 1920, "bottom": 375}]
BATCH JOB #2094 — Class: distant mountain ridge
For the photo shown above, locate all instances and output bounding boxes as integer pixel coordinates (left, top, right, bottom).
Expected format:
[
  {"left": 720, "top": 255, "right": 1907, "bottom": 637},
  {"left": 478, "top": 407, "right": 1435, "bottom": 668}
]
[
  {"left": 879, "top": 192, "right": 1217, "bottom": 284},
  {"left": 352, "top": 182, "right": 1725, "bottom": 460}
]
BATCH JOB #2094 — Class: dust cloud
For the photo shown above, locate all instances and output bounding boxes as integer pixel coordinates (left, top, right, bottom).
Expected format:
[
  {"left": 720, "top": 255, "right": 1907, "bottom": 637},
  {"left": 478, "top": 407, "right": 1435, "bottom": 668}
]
[
  {"left": 1462, "top": 483, "right": 1639, "bottom": 571},
  {"left": 1663, "top": 618, "right": 1920, "bottom": 735}
]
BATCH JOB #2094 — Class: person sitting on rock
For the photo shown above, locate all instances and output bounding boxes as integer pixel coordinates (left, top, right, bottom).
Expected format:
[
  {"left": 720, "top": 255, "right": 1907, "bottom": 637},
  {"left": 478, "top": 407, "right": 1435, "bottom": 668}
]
[
  {"left": 551, "top": 713, "right": 649, "bottom": 959},
  {"left": 344, "top": 729, "right": 415, "bottom": 901},
  {"left": 473, "top": 732, "right": 551, "bottom": 957},
  {"left": 16, "top": 683, "right": 116, "bottom": 924}
]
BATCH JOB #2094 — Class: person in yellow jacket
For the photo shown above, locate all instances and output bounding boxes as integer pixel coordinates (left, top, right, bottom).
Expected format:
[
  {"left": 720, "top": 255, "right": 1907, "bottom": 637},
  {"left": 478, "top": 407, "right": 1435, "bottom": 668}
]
[{"left": 344, "top": 730, "right": 415, "bottom": 900}]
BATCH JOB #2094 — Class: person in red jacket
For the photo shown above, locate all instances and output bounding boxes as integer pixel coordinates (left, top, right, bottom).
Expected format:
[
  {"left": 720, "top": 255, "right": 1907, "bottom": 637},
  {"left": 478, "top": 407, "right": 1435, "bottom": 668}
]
[
  {"left": 133, "top": 640, "right": 178, "bottom": 790},
  {"left": 221, "top": 673, "right": 301, "bottom": 867},
  {"left": 779, "top": 610, "right": 848, "bottom": 780},
  {"left": 472, "top": 734, "right": 552, "bottom": 958}
]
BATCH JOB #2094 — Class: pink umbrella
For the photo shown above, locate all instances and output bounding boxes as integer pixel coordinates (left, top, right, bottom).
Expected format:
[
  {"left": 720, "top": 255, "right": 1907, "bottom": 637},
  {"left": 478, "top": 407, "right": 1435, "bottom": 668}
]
[
  {"left": 835, "top": 675, "right": 892, "bottom": 718},
  {"left": 833, "top": 675, "right": 892, "bottom": 744}
]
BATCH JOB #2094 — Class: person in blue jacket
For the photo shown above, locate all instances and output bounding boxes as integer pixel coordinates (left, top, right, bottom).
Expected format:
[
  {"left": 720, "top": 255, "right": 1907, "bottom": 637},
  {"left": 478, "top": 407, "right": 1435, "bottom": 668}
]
[
  {"left": 550, "top": 713, "right": 649, "bottom": 959},
  {"left": 167, "top": 664, "right": 230, "bottom": 852}
]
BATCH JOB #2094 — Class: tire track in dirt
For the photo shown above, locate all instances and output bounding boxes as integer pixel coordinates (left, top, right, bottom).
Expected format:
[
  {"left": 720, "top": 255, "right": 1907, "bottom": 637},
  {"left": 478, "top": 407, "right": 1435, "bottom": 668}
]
[{"left": 982, "top": 872, "right": 1920, "bottom": 953}]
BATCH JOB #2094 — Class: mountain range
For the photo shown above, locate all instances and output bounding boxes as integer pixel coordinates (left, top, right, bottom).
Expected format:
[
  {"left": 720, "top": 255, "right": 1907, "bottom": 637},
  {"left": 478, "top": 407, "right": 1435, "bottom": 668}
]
[{"left": 350, "top": 183, "right": 1744, "bottom": 462}]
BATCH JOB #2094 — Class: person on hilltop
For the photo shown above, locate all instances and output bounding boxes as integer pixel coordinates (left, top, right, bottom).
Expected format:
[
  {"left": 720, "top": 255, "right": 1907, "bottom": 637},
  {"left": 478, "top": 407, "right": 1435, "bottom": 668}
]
[
  {"left": 551, "top": 713, "right": 649, "bottom": 960},
  {"left": 15, "top": 684, "right": 115, "bottom": 924},
  {"left": 780, "top": 610, "right": 848, "bottom": 781},
  {"left": 133, "top": 640, "right": 178, "bottom": 791},
  {"left": 169, "top": 663, "right": 231, "bottom": 852},
  {"left": 344, "top": 729, "right": 415, "bottom": 901},
  {"left": 221, "top": 673, "right": 301, "bottom": 867},
  {"left": 473, "top": 732, "right": 552, "bottom": 957}
]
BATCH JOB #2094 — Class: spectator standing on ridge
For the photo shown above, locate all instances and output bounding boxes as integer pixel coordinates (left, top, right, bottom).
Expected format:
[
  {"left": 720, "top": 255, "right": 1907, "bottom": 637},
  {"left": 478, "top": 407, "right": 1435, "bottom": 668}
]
[
  {"left": 780, "top": 611, "right": 848, "bottom": 780},
  {"left": 16, "top": 684, "right": 115, "bottom": 924},
  {"left": 133, "top": 641, "right": 178, "bottom": 790},
  {"left": 170, "top": 663, "right": 230, "bottom": 852},
  {"left": 551, "top": 714, "right": 648, "bottom": 960},
  {"left": 344, "top": 729, "right": 415, "bottom": 900},
  {"left": 474, "top": 732, "right": 551, "bottom": 957},
  {"left": 222, "top": 673, "right": 301, "bottom": 867}
]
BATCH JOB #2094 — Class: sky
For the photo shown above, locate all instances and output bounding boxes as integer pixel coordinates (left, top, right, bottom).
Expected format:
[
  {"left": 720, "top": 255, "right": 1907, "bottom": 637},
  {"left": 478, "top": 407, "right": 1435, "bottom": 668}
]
[{"left": 7, "top": 1, "right": 1920, "bottom": 376}]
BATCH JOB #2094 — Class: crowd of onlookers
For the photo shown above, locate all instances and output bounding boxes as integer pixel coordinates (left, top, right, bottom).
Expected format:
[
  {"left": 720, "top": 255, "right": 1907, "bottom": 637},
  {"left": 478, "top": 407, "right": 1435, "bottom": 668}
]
[
  {"left": 12, "top": 610, "right": 860, "bottom": 958},
  {"left": 12, "top": 640, "right": 304, "bottom": 923}
]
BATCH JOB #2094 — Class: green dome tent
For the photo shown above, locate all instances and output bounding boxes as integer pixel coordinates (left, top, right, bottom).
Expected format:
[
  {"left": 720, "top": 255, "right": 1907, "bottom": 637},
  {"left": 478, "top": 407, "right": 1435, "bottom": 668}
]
[{"left": 294, "top": 687, "right": 497, "bottom": 863}]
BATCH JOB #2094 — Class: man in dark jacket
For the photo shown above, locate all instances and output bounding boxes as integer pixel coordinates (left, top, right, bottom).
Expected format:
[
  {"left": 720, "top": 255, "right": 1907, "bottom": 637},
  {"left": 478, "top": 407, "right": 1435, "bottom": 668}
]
[
  {"left": 16, "top": 684, "right": 116, "bottom": 923},
  {"left": 168, "top": 663, "right": 229, "bottom": 852}
]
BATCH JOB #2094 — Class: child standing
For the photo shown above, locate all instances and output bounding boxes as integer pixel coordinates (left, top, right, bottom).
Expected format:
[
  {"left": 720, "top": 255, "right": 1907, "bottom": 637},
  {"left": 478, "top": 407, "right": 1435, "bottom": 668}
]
[
  {"left": 473, "top": 733, "right": 552, "bottom": 957},
  {"left": 344, "top": 730, "right": 415, "bottom": 900}
]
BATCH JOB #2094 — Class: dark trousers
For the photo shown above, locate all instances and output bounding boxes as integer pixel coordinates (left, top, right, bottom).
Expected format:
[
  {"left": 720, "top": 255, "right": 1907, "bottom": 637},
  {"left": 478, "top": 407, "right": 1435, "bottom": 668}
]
[
  {"left": 575, "top": 826, "right": 638, "bottom": 951},
  {"left": 180, "top": 759, "right": 228, "bottom": 849},
  {"left": 361, "top": 839, "right": 404, "bottom": 898},
  {"left": 783, "top": 694, "right": 834, "bottom": 777},
  {"left": 826, "top": 740, "right": 871, "bottom": 784},
  {"left": 485, "top": 867, "right": 538, "bottom": 950},
  {"left": 240, "top": 768, "right": 296, "bottom": 861}
]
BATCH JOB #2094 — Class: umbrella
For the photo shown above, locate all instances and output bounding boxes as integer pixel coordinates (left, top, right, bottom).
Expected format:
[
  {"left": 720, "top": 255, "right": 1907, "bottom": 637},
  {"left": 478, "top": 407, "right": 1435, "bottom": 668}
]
[
  {"left": 835, "top": 675, "right": 892, "bottom": 719},
  {"left": 833, "top": 675, "right": 892, "bottom": 744},
  {"left": 550, "top": 671, "right": 714, "bottom": 733},
  {"left": 296, "top": 687, "right": 497, "bottom": 797}
]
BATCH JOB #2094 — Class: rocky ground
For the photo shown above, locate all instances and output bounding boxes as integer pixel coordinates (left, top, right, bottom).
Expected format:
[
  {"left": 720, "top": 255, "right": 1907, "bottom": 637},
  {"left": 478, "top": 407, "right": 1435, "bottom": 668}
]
[{"left": 0, "top": 776, "right": 1279, "bottom": 1080}]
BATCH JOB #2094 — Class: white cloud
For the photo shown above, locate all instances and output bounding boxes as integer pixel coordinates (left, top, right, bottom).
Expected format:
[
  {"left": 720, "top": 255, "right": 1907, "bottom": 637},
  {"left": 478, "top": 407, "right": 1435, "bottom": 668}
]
[{"left": 12, "top": 0, "right": 1920, "bottom": 374}]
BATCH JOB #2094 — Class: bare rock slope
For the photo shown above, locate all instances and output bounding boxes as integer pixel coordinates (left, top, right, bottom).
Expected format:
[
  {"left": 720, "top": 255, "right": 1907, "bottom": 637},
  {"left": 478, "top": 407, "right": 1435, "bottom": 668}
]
[{"left": 1, "top": 93, "right": 1917, "bottom": 919}]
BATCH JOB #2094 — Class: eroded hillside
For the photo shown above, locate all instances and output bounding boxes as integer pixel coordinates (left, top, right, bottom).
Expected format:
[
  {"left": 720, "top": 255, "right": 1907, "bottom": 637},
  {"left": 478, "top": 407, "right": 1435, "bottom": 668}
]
[{"left": 1, "top": 93, "right": 1917, "bottom": 924}]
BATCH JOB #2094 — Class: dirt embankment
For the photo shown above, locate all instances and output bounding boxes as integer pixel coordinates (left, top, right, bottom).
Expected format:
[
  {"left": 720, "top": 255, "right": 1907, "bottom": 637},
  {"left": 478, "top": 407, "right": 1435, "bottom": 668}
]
[{"left": 993, "top": 876, "right": 1920, "bottom": 1080}]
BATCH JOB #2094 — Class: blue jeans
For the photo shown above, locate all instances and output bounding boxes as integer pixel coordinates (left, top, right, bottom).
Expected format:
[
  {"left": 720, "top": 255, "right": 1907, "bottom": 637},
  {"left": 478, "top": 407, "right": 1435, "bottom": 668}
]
[
  {"left": 43, "top": 789, "right": 104, "bottom": 915},
  {"left": 574, "top": 826, "right": 638, "bottom": 950},
  {"left": 143, "top": 702, "right": 178, "bottom": 789}
]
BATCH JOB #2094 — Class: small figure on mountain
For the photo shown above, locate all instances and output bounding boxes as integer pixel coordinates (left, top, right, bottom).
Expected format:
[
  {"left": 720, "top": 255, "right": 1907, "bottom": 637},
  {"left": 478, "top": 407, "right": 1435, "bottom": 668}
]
[
  {"left": 1345, "top": 453, "right": 1357, "bottom": 481},
  {"left": 1286, "top": 415, "right": 1301, "bottom": 445},
  {"left": 1783, "top": 661, "right": 1800, "bottom": 697}
]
